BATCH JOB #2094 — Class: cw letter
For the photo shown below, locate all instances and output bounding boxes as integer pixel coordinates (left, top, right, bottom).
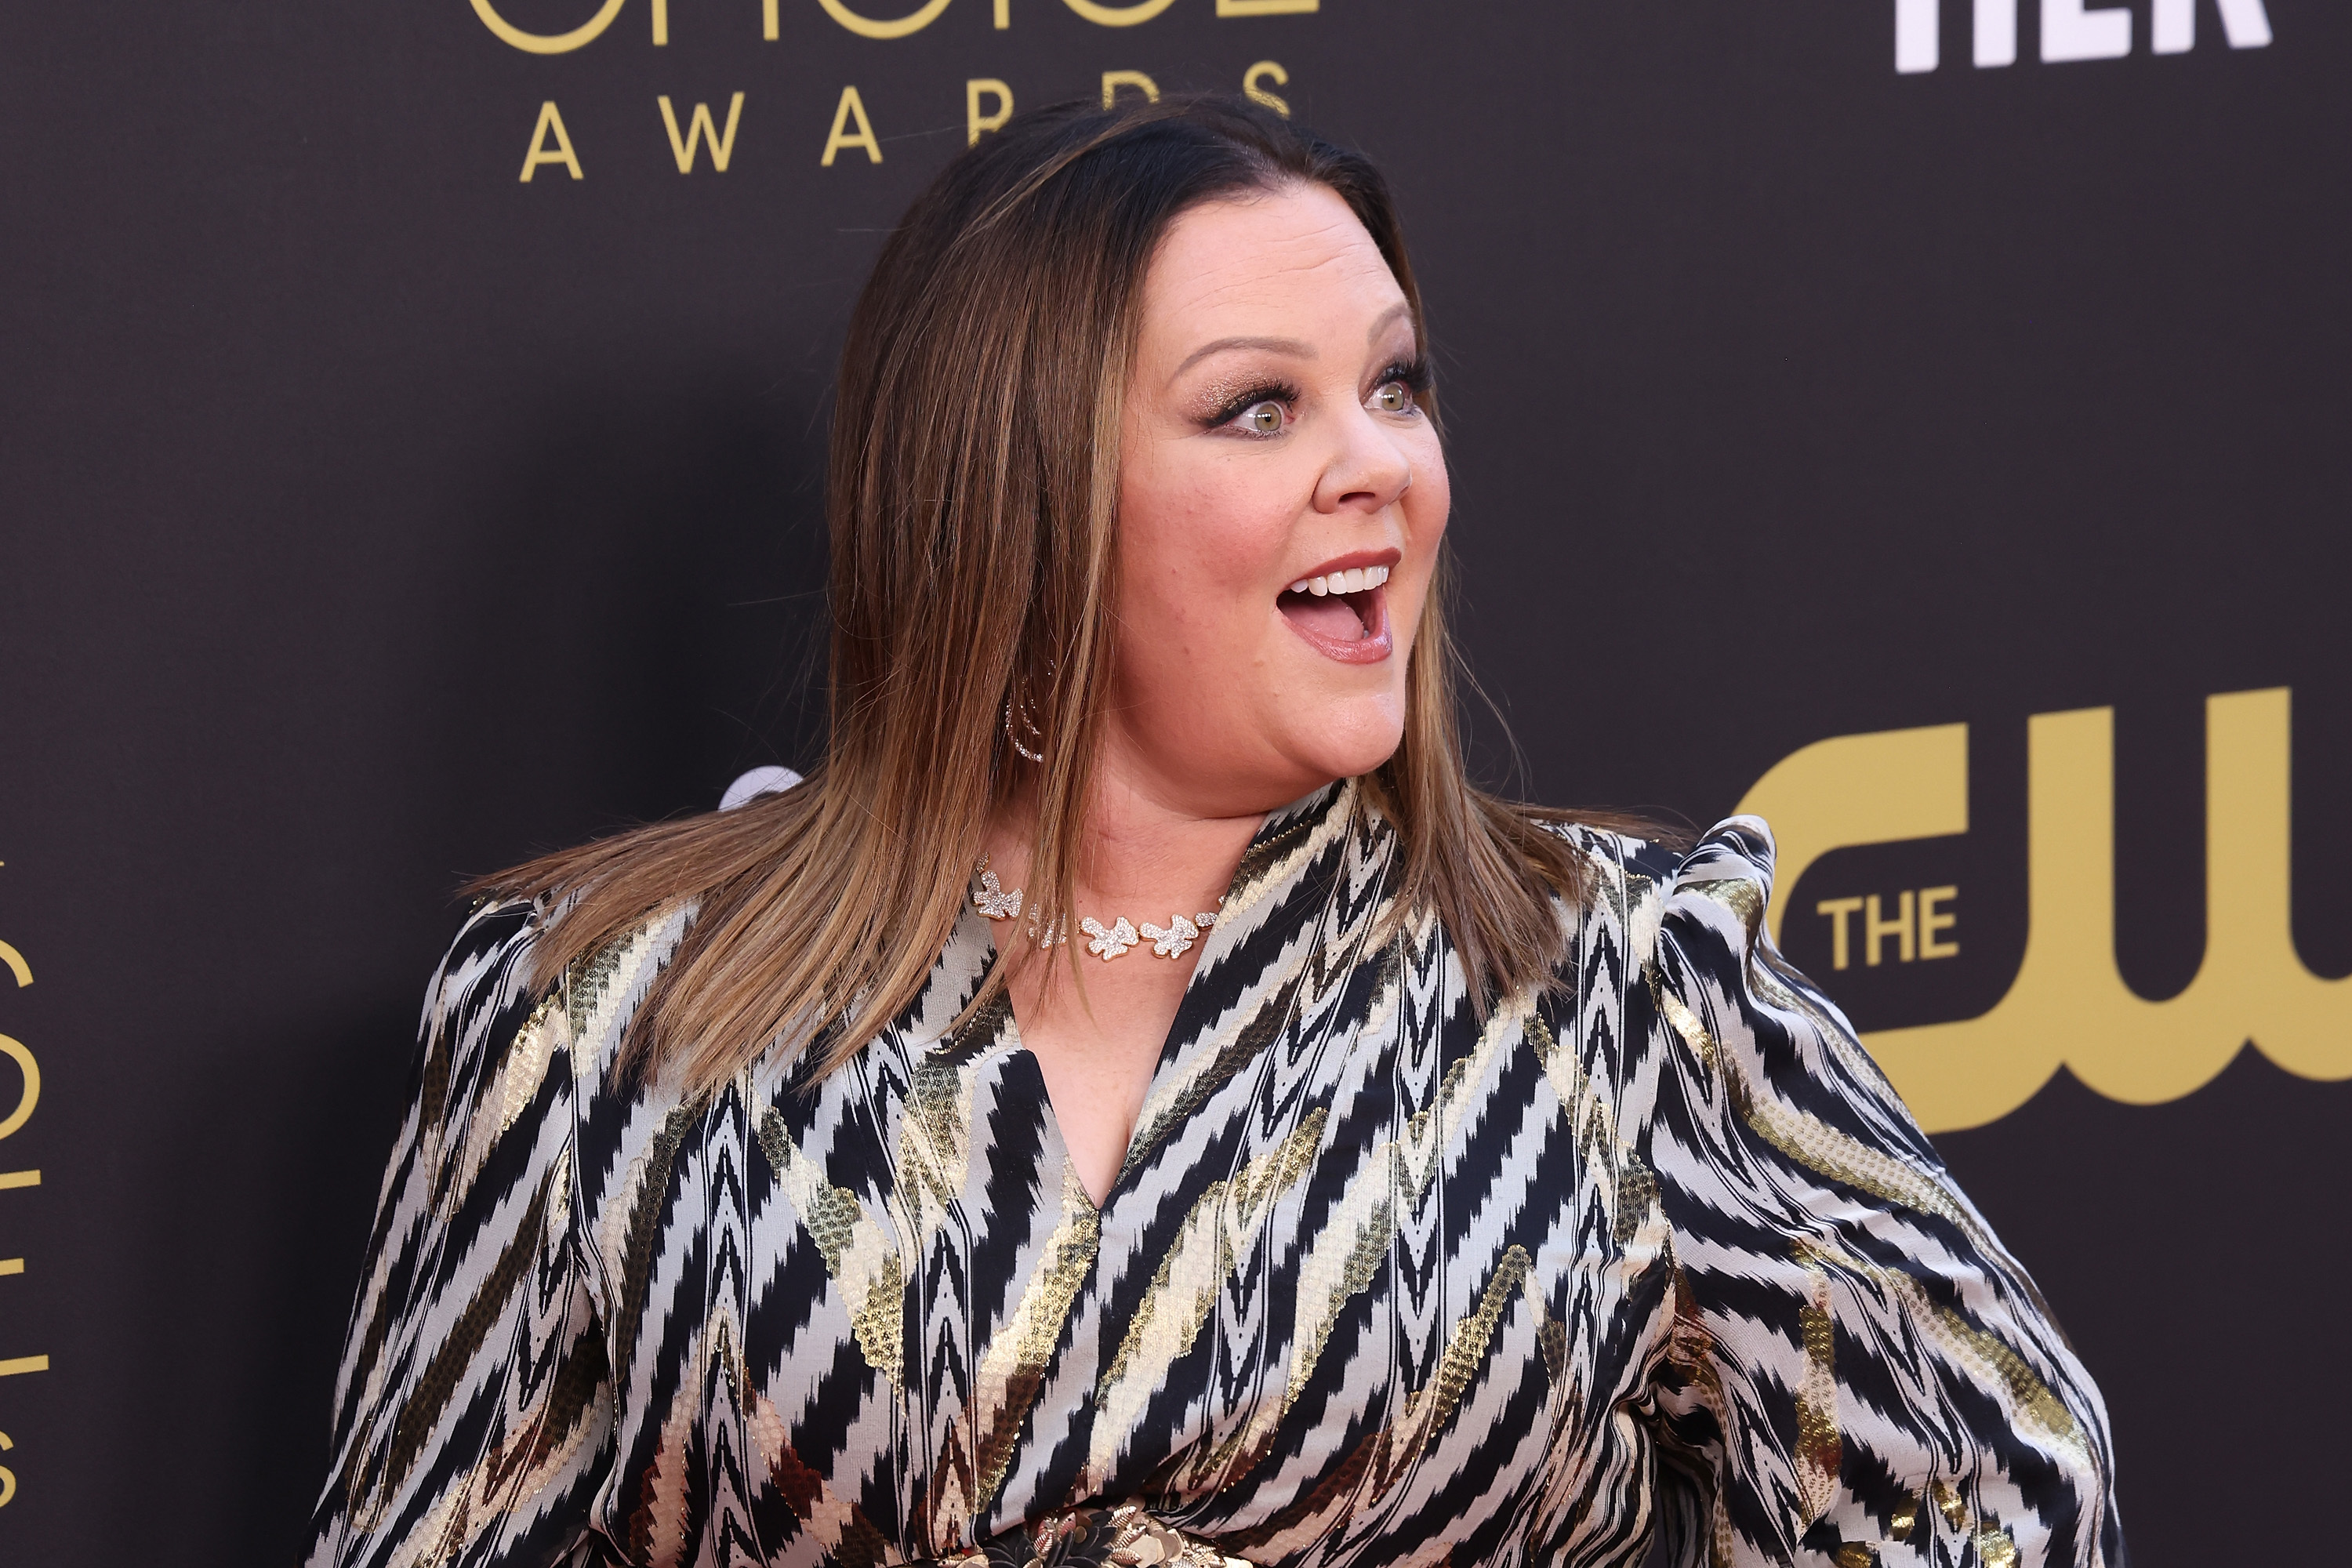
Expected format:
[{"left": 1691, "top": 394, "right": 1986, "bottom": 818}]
[
  {"left": 659, "top": 93, "right": 745, "bottom": 172},
  {"left": 822, "top": 86, "right": 884, "bottom": 165},
  {"left": 2042, "top": 0, "right": 2131, "bottom": 61},
  {"left": 967, "top": 79, "right": 1014, "bottom": 145},
  {"left": 1219, "top": 0, "right": 1318, "bottom": 13},
  {"left": 520, "top": 101, "right": 585, "bottom": 182}
]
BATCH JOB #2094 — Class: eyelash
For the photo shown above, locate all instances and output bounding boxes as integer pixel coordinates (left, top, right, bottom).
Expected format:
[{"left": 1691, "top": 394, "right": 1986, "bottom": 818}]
[
  {"left": 1205, "top": 380, "right": 1304, "bottom": 433},
  {"left": 1205, "top": 359, "right": 1432, "bottom": 437}
]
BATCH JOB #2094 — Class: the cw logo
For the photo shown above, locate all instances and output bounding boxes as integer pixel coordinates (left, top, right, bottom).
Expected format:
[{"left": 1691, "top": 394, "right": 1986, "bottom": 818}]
[
  {"left": 1738, "top": 688, "right": 2347, "bottom": 1131},
  {"left": 472, "top": 0, "right": 1313, "bottom": 51},
  {"left": 1891, "top": 0, "right": 2271, "bottom": 73}
]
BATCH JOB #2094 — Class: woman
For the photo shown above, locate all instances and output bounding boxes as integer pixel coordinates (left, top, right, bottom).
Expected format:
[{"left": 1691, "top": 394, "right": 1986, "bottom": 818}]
[{"left": 309, "top": 98, "right": 2122, "bottom": 1568}]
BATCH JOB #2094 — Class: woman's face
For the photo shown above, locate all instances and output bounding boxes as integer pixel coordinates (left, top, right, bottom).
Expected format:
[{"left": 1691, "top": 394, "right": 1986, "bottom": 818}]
[{"left": 1109, "top": 182, "right": 1450, "bottom": 818}]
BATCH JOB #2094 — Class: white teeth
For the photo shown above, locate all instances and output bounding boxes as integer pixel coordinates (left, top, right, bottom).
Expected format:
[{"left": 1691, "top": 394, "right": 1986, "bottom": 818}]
[{"left": 1288, "top": 565, "right": 1389, "bottom": 598}]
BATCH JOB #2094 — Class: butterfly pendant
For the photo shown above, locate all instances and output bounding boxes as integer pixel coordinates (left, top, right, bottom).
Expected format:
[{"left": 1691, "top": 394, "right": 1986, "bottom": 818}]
[
  {"left": 1138, "top": 913, "right": 1214, "bottom": 959},
  {"left": 1080, "top": 916, "right": 1139, "bottom": 960},
  {"left": 971, "top": 869, "right": 1023, "bottom": 921}
]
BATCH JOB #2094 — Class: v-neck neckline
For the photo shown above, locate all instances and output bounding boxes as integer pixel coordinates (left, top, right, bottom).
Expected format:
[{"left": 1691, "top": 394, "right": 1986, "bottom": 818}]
[{"left": 965, "top": 782, "right": 1350, "bottom": 1214}]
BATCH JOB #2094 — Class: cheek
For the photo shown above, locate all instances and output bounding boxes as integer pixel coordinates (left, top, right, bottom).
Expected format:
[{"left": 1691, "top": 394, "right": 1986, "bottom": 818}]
[{"left": 1118, "top": 449, "right": 1297, "bottom": 646}]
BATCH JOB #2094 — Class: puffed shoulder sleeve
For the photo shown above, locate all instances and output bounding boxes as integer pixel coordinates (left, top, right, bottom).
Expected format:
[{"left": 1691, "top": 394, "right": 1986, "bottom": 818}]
[
  {"left": 1635, "top": 819, "right": 2123, "bottom": 1568},
  {"left": 307, "top": 902, "right": 615, "bottom": 1568}
]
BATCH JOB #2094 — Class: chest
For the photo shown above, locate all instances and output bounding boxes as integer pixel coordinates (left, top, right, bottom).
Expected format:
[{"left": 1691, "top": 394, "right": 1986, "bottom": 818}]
[{"left": 591, "top": 961, "right": 1675, "bottom": 1568}]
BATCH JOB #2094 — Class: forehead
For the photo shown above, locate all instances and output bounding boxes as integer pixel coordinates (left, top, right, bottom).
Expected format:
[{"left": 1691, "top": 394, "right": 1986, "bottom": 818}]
[{"left": 1141, "top": 184, "right": 1408, "bottom": 343}]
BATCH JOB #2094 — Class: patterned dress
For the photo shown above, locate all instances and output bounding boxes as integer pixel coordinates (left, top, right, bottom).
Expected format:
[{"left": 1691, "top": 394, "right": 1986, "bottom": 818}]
[{"left": 308, "top": 784, "right": 2123, "bottom": 1567}]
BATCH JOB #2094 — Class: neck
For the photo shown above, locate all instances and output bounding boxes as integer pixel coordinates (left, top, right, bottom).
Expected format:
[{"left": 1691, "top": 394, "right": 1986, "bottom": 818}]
[{"left": 985, "top": 735, "right": 1292, "bottom": 917}]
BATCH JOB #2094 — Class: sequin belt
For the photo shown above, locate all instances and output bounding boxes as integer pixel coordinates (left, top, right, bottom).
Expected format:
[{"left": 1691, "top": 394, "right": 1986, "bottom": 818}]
[{"left": 918, "top": 1503, "right": 1250, "bottom": 1568}]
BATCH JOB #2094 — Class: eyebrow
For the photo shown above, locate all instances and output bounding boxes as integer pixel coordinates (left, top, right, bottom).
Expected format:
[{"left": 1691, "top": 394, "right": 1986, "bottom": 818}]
[
  {"left": 1170, "top": 335, "right": 1313, "bottom": 383},
  {"left": 1167, "top": 306, "right": 1420, "bottom": 385}
]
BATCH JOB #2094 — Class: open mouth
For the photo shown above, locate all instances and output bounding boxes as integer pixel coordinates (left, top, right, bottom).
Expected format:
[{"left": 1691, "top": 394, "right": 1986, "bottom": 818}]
[{"left": 1278, "top": 562, "right": 1393, "bottom": 663}]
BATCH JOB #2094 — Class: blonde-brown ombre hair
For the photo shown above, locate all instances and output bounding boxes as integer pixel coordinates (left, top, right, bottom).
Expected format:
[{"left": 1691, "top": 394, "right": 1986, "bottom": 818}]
[{"left": 485, "top": 96, "right": 1641, "bottom": 1093}]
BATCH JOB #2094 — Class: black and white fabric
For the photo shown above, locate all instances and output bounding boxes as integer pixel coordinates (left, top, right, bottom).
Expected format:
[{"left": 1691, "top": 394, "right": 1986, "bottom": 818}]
[{"left": 308, "top": 783, "right": 2122, "bottom": 1567}]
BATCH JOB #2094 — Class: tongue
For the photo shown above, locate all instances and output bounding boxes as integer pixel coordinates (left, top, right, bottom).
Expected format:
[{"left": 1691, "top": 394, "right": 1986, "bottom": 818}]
[{"left": 1281, "top": 593, "right": 1366, "bottom": 641}]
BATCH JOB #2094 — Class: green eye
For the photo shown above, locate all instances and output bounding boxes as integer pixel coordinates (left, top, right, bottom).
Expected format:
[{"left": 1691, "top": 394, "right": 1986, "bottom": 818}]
[
  {"left": 1372, "top": 383, "right": 1414, "bottom": 414},
  {"left": 1242, "top": 401, "right": 1285, "bottom": 434}
]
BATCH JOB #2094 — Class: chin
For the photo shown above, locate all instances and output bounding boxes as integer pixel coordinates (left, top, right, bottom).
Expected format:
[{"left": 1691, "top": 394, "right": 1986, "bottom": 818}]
[{"left": 1286, "top": 709, "right": 1406, "bottom": 787}]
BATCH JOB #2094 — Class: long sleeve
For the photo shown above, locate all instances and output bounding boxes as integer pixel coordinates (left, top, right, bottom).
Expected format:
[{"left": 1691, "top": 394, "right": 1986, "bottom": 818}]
[
  {"left": 309, "top": 902, "right": 616, "bottom": 1568},
  {"left": 1638, "top": 820, "right": 2123, "bottom": 1567}
]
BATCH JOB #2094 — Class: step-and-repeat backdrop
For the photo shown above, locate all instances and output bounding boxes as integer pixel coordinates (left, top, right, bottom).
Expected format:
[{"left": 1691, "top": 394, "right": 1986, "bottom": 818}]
[{"left": 1, "top": 2, "right": 2343, "bottom": 1561}]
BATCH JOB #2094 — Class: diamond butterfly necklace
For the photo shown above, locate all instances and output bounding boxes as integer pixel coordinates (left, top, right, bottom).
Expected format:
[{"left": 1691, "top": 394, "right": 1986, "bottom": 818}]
[{"left": 971, "top": 858, "right": 1221, "bottom": 961}]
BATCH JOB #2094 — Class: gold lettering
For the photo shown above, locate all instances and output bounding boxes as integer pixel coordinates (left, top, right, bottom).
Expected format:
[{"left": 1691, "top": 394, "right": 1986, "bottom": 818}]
[
  {"left": 520, "top": 101, "right": 585, "bottom": 183},
  {"left": 765, "top": 0, "right": 780, "bottom": 38},
  {"left": 652, "top": 0, "right": 669, "bottom": 43},
  {"left": 1101, "top": 69, "right": 1161, "bottom": 108},
  {"left": 0, "top": 1172, "right": 34, "bottom": 1190},
  {"left": 1816, "top": 896, "right": 1864, "bottom": 971},
  {"left": 1066, "top": 0, "right": 1179, "bottom": 25},
  {"left": 816, "top": 0, "right": 955, "bottom": 38},
  {"left": 1864, "top": 891, "right": 1915, "bottom": 966},
  {"left": 1220, "top": 0, "right": 1318, "bottom": 13},
  {"left": 0, "top": 942, "right": 27, "bottom": 987},
  {"left": 1738, "top": 720, "right": 1968, "bottom": 948},
  {"left": 1919, "top": 885, "right": 1960, "bottom": 960},
  {"left": 0, "top": 1261, "right": 18, "bottom": 1276},
  {"left": 1742, "top": 688, "right": 2352, "bottom": 1131},
  {"left": 968, "top": 79, "right": 1014, "bottom": 144},
  {"left": 1243, "top": 60, "right": 1291, "bottom": 116},
  {"left": 996, "top": 0, "right": 1010, "bottom": 24},
  {"left": 659, "top": 93, "right": 745, "bottom": 172},
  {"left": 0, "top": 1037, "right": 36, "bottom": 1142},
  {"left": 0, "top": 1431, "right": 13, "bottom": 1510},
  {"left": 471, "top": 0, "right": 629, "bottom": 54},
  {"left": 822, "top": 86, "right": 884, "bottom": 165},
  {"left": 0, "top": 1359, "right": 47, "bottom": 1379}
]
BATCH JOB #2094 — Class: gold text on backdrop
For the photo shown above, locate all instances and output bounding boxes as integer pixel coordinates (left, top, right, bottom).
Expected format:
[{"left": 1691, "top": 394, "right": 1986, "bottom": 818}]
[
  {"left": 471, "top": 0, "right": 630, "bottom": 53},
  {"left": 0, "top": 902, "right": 45, "bottom": 1420},
  {"left": 474, "top": 0, "right": 1324, "bottom": 49},
  {"left": 822, "top": 86, "right": 884, "bottom": 165},
  {"left": 968, "top": 78, "right": 1015, "bottom": 143},
  {"left": 1102, "top": 70, "right": 1160, "bottom": 107},
  {"left": 1817, "top": 887, "right": 1961, "bottom": 970},
  {"left": 1739, "top": 687, "right": 2350, "bottom": 1130},
  {"left": 659, "top": 94, "right": 747, "bottom": 172},
  {"left": 520, "top": 102, "right": 586, "bottom": 181},
  {"left": 1243, "top": 59, "right": 1290, "bottom": 115}
]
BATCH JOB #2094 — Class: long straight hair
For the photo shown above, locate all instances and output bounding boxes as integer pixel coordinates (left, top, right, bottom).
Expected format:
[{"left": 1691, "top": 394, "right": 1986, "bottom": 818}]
[{"left": 484, "top": 96, "right": 1639, "bottom": 1093}]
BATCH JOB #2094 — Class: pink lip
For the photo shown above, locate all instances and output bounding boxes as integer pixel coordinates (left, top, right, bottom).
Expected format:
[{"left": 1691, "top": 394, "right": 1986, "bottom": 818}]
[
  {"left": 1277, "top": 547, "right": 1402, "bottom": 666},
  {"left": 1283, "top": 588, "right": 1394, "bottom": 664},
  {"left": 1290, "top": 546, "right": 1403, "bottom": 583}
]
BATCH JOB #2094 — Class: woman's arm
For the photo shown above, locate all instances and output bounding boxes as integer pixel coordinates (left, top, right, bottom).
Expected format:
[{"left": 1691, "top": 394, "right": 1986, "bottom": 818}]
[
  {"left": 1639, "top": 821, "right": 2122, "bottom": 1567},
  {"left": 307, "top": 902, "right": 615, "bottom": 1568}
]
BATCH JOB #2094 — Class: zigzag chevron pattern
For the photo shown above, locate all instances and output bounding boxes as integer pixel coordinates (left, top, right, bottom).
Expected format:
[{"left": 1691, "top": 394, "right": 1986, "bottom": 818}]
[{"left": 309, "top": 785, "right": 2122, "bottom": 1567}]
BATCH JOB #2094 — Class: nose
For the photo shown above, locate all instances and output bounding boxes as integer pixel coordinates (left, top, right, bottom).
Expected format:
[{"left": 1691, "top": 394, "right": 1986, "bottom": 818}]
[{"left": 1310, "top": 402, "right": 1414, "bottom": 517}]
